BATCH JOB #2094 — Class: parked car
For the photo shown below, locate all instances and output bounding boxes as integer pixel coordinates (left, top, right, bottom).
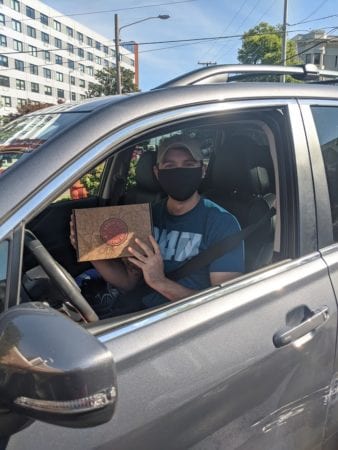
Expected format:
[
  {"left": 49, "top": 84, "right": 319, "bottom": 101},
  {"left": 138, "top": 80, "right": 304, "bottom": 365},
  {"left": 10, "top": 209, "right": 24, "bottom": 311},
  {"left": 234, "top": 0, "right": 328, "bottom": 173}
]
[{"left": 1, "top": 64, "right": 338, "bottom": 450}]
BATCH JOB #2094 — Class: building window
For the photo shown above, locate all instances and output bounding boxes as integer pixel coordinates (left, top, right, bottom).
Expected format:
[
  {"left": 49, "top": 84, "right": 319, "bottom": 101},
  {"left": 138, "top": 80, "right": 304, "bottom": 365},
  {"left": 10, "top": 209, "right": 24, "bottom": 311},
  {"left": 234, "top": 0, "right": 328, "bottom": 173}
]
[
  {"left": 12, "top": 19, "right": 22, "bottom": 33},
  {"left": 0, "top": 75, "right": 9, "bottom": 87},
  {"left": 95, "top": 56, "right": 101, "bottom": 65},
  {"left": 78, "top": 48, "right": 84, "bottom": 58},
  {"left": 27, "top": 26, "right": 36, "bottom": 38},
  {"left": 77, "top": 32, "right": 83, "bottom": 42},
  {"left": 1, "top": 96, "right": 11, "bottom": 107},
  {"left": 55, "top": 54, "right": 63, "bottom": 65},
  {"left": 57, "top": 88, "right": 64, "bottom": 98},
  {"left": 66, "top": 26, "right": 73, "bottom": 38},
  {"left": 87, "top": 52, "right": 93, "bottom": 61},
  {"left": 31, "top": 82, "right": 39, "bottom": 93},
  {"left": 11, "top": 0, "right": 20, "bottom": 12},
  {"left": 79, "top": 63, "right": 84, "bottom": 73},
  {"left": 15, "top": 59, "right": 24, "bottom": 71},
  {"left": 14, "top": 40, "right": 23, "bottom": 52},
  {"left": 71, "top": 92, "right": 76, "bottom": 101},
  {"left": 0, "top": 55, "right": 8, "bottom": 67},
  {"left": 56, "top": 72, "right": 63, "bottom": 82},
  {"left": 95, "top": 41, "right": 101, "bottom": 51},
  {"left": 0, "top": 14, "right": 5, "bottom": 26},
  {"left": 67, "top": 43, "right": 74, "bottom": 53},
  {"left": 335, "top": 56, "right": 338, "bottom": 68},
  {"left": 314, "top": 53, "right": 321, "bottom": 65},
  {"left": 41, "top": 32, "right": 49, "bottom": 43},
  {"left": 103, "top": 59, "right": 109, "bottom": 67},
  {"left": 70, "top": 75, "right": 75, "bottom": 85},
  {"left": 103, "top": 46, "right": 108, "bottom": 55},
  {"left": 29, "top": 64, "right": 38, "bottom": 75},
  {"left": 0, "top": 35, "right": 7, "bottom": 47},
  {"left": 16, "top": 79, "right": 25, "bottom": 90},
  {"left": 87, "top": 37, "right": 93, "bottom": 46},
  {"left": 28, "top": 45, "right": 37, "bottom": 57},
  {"left": 68, "top": 59, "right": 74, "bottom": 69},
  {"left": 80, "top": 94, "right": 86, "bottom": 100},
  {"left": 17, "top": 99, "right": 27, "bottom": 108},
  {"left": 26, "top": 6, "right": 35, "bottom": 18},
  {"left": 45, "top": 85, "right": 52, "bottom": 95},
  {"left": 87, "top": 66, "right": 94, "bottom": 76},
  {"left": 54, "top": 20, "right": 61, "bottom": 31},
  {"left": 79, "top": 79, "right": 85, "bottom": 88},
  {"left": 40, "top": 13, "right": 48, "bottom": 26},
  {"left": 44, "top": 50, "right": 50, "bottom": 61},
  {"left": 43, "top": 68, "right": 51, "bottom": 79},
  {"left": 55, "top": 37, "right": 62, "bottom": 49}
]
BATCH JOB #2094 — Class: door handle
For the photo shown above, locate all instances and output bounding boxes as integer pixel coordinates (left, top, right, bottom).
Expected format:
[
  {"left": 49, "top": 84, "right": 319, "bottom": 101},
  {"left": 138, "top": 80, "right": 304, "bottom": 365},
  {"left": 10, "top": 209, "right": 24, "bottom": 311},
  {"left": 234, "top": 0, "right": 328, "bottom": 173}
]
[{"left": 273, "top": 306, "right": 329, "bottom": 348}]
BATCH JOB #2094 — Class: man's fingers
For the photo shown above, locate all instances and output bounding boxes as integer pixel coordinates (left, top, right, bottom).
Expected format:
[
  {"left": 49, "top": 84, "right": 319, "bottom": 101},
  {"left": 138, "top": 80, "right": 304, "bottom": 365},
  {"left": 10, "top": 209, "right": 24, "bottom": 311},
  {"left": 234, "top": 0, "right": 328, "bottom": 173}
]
[
  {"left": 148, "top": 235, "right": 160, "bottom": 254},
  {"left": 127, "top": 257, "right": 143, "bottom": 268},
  {"left": 134, "top": 238, "right": 153, "bottom": 257},
  {"left": 128, "top": 246, "right": 147, "bottom": 262}
]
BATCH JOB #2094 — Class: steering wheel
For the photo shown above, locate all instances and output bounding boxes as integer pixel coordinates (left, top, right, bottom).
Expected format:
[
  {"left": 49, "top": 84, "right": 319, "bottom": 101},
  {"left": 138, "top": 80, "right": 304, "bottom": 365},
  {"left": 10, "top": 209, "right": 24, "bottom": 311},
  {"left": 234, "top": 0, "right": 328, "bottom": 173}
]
[{"left": 24, "top": 230, "right": 98, "bottom": 322}]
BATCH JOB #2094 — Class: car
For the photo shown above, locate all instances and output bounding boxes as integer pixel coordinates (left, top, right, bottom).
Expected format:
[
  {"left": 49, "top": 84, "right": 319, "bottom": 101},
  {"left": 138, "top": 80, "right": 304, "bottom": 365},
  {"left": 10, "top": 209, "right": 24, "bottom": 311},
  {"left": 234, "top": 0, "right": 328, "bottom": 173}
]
[{"left": 1, "top": 63, "right": 338, "bottom": 449}]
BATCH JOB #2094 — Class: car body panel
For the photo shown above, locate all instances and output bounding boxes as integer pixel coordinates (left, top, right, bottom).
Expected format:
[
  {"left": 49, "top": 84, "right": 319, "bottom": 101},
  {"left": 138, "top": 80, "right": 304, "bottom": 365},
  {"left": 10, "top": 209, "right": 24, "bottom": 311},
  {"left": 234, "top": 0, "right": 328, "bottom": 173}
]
[{"left": 1, "top": 77, "right": 338, "bottom": 448}]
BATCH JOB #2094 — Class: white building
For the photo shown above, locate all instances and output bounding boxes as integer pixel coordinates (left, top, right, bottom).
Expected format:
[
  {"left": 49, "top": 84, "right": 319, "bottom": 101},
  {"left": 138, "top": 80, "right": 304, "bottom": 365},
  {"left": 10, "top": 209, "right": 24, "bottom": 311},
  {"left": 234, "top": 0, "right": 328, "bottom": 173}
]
[
  {"left": 0, "top": 0, "right": 137, "bottom": 115},
  {"left": 292, "top": 30, "right": 338, "bottom": 71}
]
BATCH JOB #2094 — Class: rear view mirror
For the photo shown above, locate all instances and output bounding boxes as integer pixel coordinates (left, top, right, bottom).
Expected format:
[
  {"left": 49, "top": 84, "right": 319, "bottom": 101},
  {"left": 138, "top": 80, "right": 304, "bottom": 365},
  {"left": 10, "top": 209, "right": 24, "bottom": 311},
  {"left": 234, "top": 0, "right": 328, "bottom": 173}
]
[{"left": 0, "top": 303, "right": 116, "bottom": 435}]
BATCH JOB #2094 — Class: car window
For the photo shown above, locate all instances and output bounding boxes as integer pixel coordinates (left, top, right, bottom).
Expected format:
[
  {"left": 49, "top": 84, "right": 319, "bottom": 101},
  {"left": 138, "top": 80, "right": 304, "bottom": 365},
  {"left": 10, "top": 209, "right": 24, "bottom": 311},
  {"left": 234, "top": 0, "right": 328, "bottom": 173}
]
[
  {"left": 0, "top": 112, "right": 87, "bottom": 175},
  {"left": 52, "top": 162, "right": 106, "bottom": 202},
  {"left": 311, "top": 106, "right": 338, "bottom": 240},
  {"left": 0, "top": 240, "right": 9, "bottom": 314}
]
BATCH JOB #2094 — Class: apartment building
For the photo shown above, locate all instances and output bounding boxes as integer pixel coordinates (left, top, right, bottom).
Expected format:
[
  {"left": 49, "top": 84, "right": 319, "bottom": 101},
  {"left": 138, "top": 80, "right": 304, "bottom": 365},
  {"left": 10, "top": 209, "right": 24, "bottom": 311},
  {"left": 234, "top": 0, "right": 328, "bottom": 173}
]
[
  {"left": 0, "top": 0, "right": 137, "bottom": 115},
  {"left": 292, "top": 30, "right": 338, "bottom": 70}
]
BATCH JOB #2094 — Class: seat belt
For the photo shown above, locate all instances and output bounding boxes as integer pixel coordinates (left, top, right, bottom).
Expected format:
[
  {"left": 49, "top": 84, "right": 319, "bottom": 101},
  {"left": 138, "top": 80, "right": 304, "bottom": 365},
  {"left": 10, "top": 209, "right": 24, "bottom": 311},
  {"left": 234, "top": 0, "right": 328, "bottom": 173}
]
[{"left": 167, "top": 207, "right": 276, "bottom": 281}]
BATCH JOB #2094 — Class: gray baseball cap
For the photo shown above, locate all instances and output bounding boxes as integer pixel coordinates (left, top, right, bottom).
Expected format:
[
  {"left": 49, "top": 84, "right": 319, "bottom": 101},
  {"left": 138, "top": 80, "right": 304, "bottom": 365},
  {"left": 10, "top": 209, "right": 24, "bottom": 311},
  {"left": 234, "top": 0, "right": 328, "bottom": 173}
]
[{"left": 157, "top": 136, "right": 204, "bottom": 164}]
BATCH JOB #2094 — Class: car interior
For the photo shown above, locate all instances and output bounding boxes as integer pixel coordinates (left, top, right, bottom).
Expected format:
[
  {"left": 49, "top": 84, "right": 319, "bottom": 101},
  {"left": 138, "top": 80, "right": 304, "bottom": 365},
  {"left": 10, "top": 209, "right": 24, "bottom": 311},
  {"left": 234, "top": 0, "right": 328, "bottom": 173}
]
[{"left": 20, "top": 108, "right": 289, "bottom": 325}]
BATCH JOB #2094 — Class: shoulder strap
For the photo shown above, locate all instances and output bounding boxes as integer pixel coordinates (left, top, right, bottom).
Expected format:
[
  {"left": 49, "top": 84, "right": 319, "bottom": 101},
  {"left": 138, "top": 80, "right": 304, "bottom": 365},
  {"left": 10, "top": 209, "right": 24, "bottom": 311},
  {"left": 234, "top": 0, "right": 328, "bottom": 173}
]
[{"left": 167, "top": 207, "right": 276, "bottom": 281}]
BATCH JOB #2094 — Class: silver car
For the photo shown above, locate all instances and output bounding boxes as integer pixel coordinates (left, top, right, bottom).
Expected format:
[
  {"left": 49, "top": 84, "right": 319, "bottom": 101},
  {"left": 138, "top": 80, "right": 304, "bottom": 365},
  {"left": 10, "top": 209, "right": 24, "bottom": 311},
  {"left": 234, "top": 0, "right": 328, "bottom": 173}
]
[{"left": 1, "top": 64, "right": 338, "bottom": 450}]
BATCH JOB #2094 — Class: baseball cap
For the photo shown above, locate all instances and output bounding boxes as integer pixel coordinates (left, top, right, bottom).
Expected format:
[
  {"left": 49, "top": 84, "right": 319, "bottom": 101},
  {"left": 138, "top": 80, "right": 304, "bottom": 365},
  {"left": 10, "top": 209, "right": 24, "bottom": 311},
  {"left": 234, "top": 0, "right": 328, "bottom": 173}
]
[{"left": 157, "top": 136, "right": 204, "bottom": 164}]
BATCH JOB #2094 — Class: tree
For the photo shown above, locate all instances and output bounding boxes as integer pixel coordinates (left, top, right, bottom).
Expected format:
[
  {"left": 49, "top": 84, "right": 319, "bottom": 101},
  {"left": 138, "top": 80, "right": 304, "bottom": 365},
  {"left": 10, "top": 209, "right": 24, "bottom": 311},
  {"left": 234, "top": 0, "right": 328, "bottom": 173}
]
[
  {"left": 87, "top": 67, "right": 138, "bottom": 97},
  {"left": 238, "top": 22, "right": 299, "bottom": 66},
  {"left": 17, "top": 100, "right": 53, "bottom": 116}
]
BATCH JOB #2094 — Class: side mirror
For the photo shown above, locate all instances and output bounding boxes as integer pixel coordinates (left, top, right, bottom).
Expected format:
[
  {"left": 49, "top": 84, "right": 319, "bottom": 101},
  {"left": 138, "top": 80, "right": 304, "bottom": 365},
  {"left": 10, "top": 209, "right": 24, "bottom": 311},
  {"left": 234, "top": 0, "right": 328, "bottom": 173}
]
[{"left": 0, "top": 303, "right": 116, "bottom": 434}]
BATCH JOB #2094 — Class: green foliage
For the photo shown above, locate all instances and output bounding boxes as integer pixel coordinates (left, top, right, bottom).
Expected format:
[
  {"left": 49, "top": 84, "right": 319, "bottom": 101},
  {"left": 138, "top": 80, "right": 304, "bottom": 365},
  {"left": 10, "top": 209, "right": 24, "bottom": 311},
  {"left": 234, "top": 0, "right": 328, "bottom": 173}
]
[
  {"left": 126, "top": 157, "right": 137, "bottom": 189},
  {"left": 80, "top": 163, "right": 105, "bottom": 195},
  {"left": 238, "top": 22, "right": 300, "bottom": 77},
  {"left": 87, "top": 67, "right": 138, "bottom": 97}
]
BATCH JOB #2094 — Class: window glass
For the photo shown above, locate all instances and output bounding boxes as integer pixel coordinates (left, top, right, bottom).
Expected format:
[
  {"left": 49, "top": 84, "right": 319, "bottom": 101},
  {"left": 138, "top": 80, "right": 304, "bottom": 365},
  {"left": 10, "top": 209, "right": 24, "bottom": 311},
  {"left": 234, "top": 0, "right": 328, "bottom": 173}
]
[
  {"left": 1, "top": 95, "right": 11, "bottom": 106},
  {"left": 0, "top": 35, "right": 7, "bottom": 47},
  {"left": 15, "top": 59, "right": 24, "bottom": 71},
  {"left": 27, "top": 26, "right": 36, "bottom": 38},
  {"left": 0, "top": 240, "right": 9, "bottom": 314},
  {"left": 12, "top": 19, "right": 22, "bottom": 32},
  {"left": 26, "top": 6, "right": 35, "bottom": 18},
  {"left": 0, "top": 55, "right": 8, "bottom": 67},
  {"left": 54, "top": 20, "right": 61, "bottom": 31},
  {"left": 0, "top": 76, "right": 10, "bottom": 87},
  {"left": 312, "top": 106, "right": 338, "bottom": 241},
  {"left": 13, "top": 39, "right": 23, "bottom": 51},
  {"left": 30, "top": 64, "right": 38, "bottom": 75},
  {"left": 40, "top": 13, "right": 48, "bottom": 26},
  {"left": 53, "top": 162, "right": 106, "bottom": 203},
  {"left": 0, "top": 14, "right": 5, "bottom": 25},
  {"left": 28, "top": 45, "right": 37, "bottom": 57},
  {"left": 41, "top": 32, "right": 49, "bottom": 43}
]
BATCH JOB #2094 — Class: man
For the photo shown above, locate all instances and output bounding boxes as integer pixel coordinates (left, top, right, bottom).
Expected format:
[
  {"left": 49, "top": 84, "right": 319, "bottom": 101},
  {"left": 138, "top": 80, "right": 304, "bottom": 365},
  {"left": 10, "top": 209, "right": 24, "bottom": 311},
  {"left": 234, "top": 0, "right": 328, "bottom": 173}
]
[{"left": 71, "top": 136, "right": 244, "bottom": 312}]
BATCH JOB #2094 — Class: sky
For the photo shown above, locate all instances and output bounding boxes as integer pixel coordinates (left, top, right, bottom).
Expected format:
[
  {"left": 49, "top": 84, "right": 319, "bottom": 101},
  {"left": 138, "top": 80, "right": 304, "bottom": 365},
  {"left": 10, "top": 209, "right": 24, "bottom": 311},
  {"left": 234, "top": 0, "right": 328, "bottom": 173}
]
[{"left": 42, "top": 0, "right": 338, "bottom": 91}]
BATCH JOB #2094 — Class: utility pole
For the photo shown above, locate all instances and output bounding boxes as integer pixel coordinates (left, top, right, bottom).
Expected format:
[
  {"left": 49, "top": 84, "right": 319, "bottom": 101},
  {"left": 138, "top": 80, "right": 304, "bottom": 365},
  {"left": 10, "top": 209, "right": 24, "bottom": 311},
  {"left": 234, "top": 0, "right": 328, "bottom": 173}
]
[
  {"left": 281, "top": 0, "right": 288, "bottom": 83},
  {"left": 114, "top": 14, "right": 122, "bottom": 95},
  {"left": 198, "top": 61, "right": 217, "bottom": 67}
]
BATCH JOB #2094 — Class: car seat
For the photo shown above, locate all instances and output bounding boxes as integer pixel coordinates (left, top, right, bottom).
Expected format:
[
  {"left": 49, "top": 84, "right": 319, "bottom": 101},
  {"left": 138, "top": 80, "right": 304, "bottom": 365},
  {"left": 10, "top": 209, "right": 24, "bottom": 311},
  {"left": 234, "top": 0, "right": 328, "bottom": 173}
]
[
  {"left": 202, "top": 135, "right": 276, "bottom": 272},
  {"left": 123, "top": 150, "right": 165, "bottom": 205}
]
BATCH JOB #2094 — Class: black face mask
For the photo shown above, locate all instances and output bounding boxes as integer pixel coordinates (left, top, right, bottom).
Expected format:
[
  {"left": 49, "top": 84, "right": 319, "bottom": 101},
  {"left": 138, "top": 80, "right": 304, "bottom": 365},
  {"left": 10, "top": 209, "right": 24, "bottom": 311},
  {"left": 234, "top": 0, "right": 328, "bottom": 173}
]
[{"left": 157, "top": 166, "right": 203, "bottom": 201}]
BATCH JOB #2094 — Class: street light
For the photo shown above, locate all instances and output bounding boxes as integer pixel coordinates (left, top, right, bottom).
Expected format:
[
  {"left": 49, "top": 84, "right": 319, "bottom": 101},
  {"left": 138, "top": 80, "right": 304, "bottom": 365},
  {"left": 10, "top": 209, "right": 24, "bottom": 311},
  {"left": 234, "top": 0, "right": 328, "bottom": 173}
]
[{"left": 114, "top": 14, "right": 170, "bottom": 95}]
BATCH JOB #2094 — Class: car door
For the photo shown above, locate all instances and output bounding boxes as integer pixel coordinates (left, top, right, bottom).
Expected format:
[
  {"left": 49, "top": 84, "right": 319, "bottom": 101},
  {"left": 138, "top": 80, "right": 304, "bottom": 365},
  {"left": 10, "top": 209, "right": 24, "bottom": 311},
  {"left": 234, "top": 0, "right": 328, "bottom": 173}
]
[
  {"left": 301, "top": 101, "right": 338, "bottom": 449},
  {"left": 4, "top": 99, "right": 337, "bottom": 450}
]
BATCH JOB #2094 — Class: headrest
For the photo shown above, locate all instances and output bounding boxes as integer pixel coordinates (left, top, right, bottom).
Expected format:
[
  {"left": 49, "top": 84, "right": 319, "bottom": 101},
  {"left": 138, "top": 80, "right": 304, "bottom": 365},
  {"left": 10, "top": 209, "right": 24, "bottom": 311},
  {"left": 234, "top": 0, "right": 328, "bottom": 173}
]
[
  {"left": 135, "top": 151, "right": 161, "bottom": 193},
  {"left": 209, "top": 135, "right": 272, "bottom": 195}
]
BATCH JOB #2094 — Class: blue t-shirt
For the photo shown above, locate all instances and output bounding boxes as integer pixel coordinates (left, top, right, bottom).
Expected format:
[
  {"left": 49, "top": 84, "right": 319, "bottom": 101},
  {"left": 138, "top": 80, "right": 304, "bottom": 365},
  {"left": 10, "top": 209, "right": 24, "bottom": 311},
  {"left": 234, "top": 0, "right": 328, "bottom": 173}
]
[{"left": 143, "top": 197, "right": 244, "bottom": 307}]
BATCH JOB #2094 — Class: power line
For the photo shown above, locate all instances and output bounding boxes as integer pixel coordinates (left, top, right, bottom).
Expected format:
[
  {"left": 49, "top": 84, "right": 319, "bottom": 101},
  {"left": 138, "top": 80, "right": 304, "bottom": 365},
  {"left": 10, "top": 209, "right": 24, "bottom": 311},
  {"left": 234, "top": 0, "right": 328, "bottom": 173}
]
[
  {"left": 292, "top": 0, "right": 329, "bottom": 26},
  {"left": 289, "top": 12, "right": 338, "bottom": 27}
]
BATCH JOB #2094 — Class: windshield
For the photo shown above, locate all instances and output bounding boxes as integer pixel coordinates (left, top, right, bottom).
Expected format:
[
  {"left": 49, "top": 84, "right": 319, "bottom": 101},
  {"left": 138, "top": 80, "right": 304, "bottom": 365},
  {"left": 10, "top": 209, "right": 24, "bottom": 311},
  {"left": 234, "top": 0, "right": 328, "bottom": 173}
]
[{"left": 0, "top": 112, "right": 87, "bottom": 173}]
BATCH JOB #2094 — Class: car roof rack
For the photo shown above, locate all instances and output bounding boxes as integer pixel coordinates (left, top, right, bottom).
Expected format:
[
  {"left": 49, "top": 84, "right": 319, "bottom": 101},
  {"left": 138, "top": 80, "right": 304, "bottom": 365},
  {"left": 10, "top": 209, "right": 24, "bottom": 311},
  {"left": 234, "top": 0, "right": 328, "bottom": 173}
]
[{"left": 154, "top": 64, "right": 338, "bottom": 89}]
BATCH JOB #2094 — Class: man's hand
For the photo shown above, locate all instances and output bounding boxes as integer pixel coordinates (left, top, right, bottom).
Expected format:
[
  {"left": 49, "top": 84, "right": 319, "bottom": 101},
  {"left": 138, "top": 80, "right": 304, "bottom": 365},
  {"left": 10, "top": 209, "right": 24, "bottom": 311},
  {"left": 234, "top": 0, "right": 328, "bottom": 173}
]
[{"left": 128, "top": 236, "right": 166, "bottom": 289}]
